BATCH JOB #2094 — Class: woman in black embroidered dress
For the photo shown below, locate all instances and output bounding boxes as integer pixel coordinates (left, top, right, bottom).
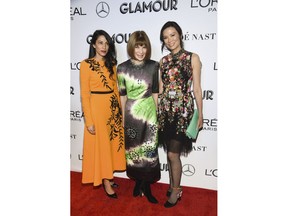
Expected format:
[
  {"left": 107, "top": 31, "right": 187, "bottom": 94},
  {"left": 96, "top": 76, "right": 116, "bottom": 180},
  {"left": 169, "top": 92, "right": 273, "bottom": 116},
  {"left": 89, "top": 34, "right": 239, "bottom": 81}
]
[{"left": 158, "top": 21, "right": 203, "bottom": 208}]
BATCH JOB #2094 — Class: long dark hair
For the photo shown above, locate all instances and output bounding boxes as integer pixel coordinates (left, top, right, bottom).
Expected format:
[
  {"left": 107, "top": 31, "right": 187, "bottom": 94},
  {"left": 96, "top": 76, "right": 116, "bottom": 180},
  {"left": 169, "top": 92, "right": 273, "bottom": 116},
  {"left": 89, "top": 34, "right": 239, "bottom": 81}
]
[
  {"left": 160, "top": 21, "right": 184, "bottom": 52},
  {"left": 88, "top": 30, "right": 117, "bottom": 78}
]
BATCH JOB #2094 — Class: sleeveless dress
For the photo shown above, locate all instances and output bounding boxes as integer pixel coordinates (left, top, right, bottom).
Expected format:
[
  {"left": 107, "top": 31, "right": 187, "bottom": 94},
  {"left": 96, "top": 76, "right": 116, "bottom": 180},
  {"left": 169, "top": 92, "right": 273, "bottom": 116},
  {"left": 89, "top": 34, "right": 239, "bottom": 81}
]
[
  {"left": 117, "top": 59, "right": 161, "bottom": 182},
  {"left": 80, "top": 58, "right": 126, "bottom": 186},
  {"left": 158, "top": 49, "right": 195, "bottom": 156}
]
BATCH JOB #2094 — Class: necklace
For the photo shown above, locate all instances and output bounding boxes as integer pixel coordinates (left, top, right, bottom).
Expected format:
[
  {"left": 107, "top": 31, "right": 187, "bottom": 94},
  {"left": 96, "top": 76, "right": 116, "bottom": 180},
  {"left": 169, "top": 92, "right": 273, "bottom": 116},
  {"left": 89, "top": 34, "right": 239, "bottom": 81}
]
[{"left": 130, "top": 59, "right": 145, "bottom": 69}]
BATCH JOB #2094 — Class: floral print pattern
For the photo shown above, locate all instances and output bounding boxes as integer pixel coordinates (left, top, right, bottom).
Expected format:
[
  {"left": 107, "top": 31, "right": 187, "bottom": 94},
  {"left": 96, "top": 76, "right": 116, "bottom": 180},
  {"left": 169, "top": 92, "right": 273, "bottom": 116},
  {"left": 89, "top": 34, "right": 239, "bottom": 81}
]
[{"left": 158, "top": 49, "right": 195, "bottom": 134}]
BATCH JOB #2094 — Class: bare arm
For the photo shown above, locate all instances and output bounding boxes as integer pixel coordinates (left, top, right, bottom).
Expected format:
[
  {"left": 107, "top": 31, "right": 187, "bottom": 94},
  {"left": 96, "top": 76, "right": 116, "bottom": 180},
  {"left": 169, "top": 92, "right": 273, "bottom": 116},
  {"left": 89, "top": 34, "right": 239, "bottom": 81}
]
[
  {"left": 159, "top": 60, "right": 163, "bottom": 95},
  {"left": 153, "top": 61, "right": 162, "bottom": 109},
  {"left": 152, "top": 93, "right": 158, "bottom": 109},
  {"left": 191, "top": 53, "right": 203, "bottom": 129},
  {"left": 120, "top": 95, "right": 127, "bottom": 127}
]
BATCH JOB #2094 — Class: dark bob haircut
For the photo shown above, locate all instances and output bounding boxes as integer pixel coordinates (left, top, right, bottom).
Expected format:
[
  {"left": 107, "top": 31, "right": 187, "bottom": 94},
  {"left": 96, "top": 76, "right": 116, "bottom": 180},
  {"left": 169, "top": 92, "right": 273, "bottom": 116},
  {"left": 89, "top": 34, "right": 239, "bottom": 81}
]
[{"left": 127, "top": 31, "right": 151, "bottom": 60}]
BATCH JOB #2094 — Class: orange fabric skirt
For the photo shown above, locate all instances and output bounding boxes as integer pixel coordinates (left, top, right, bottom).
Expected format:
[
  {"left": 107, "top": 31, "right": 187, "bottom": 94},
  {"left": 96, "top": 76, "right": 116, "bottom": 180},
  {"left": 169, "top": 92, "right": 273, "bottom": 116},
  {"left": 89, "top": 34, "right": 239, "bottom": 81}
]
[{"left": 81, "top": 92, "right": 126, "bottom": 186}]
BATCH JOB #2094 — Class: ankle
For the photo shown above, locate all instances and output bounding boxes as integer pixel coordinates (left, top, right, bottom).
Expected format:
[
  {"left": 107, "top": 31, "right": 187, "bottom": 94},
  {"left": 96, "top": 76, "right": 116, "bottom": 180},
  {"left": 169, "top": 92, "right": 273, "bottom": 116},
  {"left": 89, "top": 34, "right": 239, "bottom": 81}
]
[
  {"left": 103, "top": 180, "right": 113, "bottom": 189},
  {"left": 103, "top": 179, "right": 109, "bottom": 183},
  {"left": 172, "top": 186, "right": 182, "bottom": 190}
]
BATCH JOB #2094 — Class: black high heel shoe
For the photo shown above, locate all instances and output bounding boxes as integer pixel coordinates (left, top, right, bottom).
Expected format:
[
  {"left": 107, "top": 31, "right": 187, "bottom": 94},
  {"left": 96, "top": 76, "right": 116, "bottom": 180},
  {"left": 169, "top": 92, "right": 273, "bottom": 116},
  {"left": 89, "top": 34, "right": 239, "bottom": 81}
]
[
  {"left": 110, "top": 182, "right": 119, "bottom": 188},
  {"left": 164, "top": 187, "right": 182, "bottom": 208},
  {"left": 133, "top": 180, "right": 144, "bottom": 197},
  {"left": 166, "top": 188, "right": 172, "bottom": 197},
  {"left": 103, "top": 181, "right": 117, "bottom": 199},
  {"left": 142, "top": 182, "right": 158, "bottom": 204}
]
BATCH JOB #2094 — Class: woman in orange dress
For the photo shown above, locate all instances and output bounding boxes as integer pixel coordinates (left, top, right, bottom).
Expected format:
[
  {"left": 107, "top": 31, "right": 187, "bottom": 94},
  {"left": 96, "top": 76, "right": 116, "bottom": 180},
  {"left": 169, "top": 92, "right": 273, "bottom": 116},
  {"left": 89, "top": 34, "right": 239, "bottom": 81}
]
[{"left": 80, "top": 29, "right": 126, "bottom": 199}]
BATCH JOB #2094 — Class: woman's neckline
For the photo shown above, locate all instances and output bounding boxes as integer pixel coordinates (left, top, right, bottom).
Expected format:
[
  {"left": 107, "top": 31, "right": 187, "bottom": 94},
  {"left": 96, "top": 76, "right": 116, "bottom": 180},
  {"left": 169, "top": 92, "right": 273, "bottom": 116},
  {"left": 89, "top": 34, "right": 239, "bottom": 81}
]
[
  {"left": 171, "top": 48, "right": 184, "bottom": 59},
  {"left": 130, "top": 59, "right": 145, "bottom": 68}
]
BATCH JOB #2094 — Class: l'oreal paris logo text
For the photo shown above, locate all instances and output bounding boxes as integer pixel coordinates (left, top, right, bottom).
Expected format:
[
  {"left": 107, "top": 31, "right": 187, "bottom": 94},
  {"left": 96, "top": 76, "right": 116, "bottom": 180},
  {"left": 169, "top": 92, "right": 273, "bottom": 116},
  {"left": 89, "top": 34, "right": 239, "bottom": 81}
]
[
  {"left": 70, "top": 7, "right": 87, "bottom": 20},
  {"left": 190, "top": 0, "right": 217, "bottom": 12}
]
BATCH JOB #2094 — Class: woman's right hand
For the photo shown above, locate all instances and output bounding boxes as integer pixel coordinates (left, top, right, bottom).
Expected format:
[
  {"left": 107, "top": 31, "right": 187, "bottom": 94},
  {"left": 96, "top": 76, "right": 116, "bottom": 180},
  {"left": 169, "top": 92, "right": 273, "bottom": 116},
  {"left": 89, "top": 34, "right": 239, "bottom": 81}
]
[{"left": 87, "top": 125, "right": 95, "bottom": 135}]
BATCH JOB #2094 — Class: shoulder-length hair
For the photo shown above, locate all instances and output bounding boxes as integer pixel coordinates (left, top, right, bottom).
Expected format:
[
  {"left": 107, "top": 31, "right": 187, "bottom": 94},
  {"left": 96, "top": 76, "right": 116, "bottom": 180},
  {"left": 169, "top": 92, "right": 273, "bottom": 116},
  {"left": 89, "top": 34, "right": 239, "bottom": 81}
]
[{"left": 127, "top": 31, "right": 151, "bottom": 60}]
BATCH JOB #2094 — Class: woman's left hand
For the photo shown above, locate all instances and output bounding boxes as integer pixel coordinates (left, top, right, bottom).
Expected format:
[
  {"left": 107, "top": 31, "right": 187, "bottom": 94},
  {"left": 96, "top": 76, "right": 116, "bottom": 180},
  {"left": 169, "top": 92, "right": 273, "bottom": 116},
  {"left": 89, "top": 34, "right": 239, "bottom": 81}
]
[{"left": 197, "top": 117, "right": 203, "bottom": 130}]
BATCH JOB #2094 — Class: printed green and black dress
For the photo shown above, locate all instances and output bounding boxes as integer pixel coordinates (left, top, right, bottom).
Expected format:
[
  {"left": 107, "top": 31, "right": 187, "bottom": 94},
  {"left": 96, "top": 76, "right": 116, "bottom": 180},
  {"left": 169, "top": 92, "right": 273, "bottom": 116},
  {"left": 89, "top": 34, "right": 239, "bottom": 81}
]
[{"left": 117, "top": 59, "right": 161, "bottom": 182}]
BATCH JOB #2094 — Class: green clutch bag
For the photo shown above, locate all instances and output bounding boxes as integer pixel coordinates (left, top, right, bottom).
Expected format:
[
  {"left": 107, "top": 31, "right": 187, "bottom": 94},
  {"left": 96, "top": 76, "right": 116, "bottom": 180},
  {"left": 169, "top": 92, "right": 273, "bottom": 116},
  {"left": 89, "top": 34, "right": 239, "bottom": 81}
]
[{"left": 186, "top": 109, "right": 199, "bottom": 139}]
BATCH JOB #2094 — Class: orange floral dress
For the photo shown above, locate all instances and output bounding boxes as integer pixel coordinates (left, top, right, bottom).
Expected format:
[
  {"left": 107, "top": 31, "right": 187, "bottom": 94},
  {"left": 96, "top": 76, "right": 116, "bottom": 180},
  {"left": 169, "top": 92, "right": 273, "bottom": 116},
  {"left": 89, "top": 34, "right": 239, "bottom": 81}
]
[{"left": 80, "top": 58, "right": 126, "bottom": 186}]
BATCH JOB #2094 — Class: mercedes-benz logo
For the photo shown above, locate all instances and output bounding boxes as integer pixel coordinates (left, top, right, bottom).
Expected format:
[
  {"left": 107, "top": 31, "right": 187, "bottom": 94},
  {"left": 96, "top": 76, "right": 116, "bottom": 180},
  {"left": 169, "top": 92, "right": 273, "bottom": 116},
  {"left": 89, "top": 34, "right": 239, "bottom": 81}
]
[
  {"left": 182, "top": 164, "right": 195, "bottom": 176},
  {"left": 96, "top": 2, "right": 110, "bottom": 18},
  {"left": 86, "top": 35, "right": 92, "bottom": 45}
]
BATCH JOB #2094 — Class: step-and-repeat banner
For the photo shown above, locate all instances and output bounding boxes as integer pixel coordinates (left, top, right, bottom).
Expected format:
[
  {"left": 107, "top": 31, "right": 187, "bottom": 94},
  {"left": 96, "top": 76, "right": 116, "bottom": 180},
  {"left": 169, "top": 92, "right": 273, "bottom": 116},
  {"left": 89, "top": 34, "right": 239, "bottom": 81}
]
[{"left": 71, "top": 0, "right": 217, "bottom": 190}]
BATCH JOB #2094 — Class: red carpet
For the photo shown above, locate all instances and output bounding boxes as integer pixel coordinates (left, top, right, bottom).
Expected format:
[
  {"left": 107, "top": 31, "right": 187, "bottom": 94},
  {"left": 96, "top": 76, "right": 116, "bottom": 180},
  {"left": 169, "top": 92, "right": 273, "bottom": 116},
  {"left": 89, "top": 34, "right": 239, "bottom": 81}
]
[{"left": 71, "top": 171, "right": 217, "bottom": 216}]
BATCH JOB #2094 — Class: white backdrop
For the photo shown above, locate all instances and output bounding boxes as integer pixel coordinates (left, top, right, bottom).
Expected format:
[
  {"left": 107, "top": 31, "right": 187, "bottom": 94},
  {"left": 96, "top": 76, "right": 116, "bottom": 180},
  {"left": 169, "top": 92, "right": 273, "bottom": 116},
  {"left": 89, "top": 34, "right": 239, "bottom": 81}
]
[{"left": 70, "top": 0, "right": 217, "bottom": 190}]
